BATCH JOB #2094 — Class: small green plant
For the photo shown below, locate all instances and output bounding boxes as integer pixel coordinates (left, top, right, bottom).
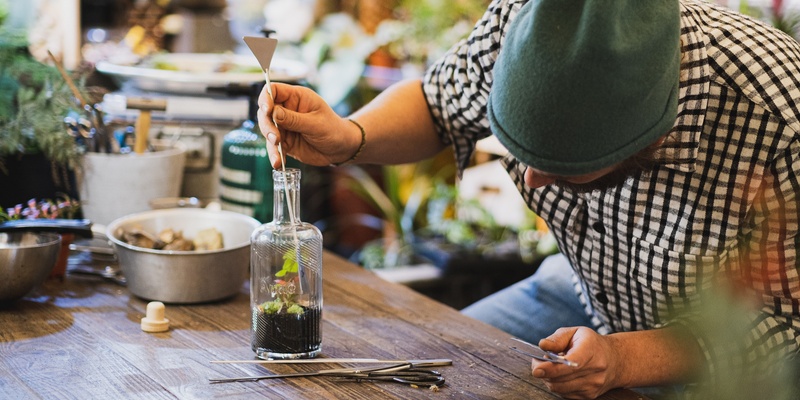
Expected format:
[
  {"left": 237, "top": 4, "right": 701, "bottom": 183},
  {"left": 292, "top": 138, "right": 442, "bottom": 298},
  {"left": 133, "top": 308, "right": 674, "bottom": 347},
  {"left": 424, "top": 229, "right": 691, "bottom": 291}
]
[{"left": 257, "top": 249, "right": 304, "bottom": 315}]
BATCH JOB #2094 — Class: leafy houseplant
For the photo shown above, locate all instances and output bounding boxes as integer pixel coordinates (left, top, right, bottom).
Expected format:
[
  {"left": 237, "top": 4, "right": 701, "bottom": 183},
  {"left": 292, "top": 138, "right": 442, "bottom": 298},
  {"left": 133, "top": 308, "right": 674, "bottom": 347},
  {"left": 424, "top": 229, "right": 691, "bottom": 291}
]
[
  {"left": 341, "top": 158, "right": 454, "bottom": 269},
  {"left": 0, "top": 27, "right": 86, "bottom": 208},
  {"left": 343, "top": 157, "right": 559, "bottom": 270}
]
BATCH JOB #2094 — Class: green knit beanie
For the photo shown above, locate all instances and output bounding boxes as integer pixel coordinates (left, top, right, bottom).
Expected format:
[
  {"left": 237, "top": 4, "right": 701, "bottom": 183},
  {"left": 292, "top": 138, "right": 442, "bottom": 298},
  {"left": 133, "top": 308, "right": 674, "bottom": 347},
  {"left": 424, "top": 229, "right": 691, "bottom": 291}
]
[{"left": 487, "top": 0, "right": 680, "bottom": 176}]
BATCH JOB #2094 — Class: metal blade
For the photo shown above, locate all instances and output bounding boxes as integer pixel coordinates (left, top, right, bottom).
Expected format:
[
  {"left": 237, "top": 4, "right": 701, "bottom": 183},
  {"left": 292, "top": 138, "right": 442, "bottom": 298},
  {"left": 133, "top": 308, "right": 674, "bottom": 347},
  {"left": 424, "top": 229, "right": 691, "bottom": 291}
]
[
  {"left": 242, "top": 36, "right": 278, "bottom": 75},
  {"left": 510, "top": 337, "right": 578, "bottom": 367}
]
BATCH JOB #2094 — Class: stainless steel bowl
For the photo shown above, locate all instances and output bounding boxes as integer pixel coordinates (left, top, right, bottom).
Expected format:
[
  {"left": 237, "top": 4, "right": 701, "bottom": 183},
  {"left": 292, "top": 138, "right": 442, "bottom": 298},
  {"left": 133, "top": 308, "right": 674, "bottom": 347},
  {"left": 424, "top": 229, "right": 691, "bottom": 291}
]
[
  {"left": 0, "top": 232, "right": 61, "bottom": 303},
  {"left": 107, "top": 209, "right": 260, "bottom": 304}
]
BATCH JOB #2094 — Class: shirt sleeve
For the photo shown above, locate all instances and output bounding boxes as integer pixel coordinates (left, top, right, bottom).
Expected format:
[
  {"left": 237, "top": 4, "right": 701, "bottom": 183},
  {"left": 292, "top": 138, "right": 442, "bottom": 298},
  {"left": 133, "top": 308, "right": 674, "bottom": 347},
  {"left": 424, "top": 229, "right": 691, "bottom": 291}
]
[{"left": 421, "top": 0, "right": 526, "bottom": 175}]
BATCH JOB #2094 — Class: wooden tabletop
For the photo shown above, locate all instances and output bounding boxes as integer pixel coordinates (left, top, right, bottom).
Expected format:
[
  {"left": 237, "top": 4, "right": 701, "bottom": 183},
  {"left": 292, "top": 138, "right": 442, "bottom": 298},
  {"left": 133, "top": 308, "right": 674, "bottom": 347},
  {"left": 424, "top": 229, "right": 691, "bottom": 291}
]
[{"left": 0, "top": 250, "right": 644, "bottom": 399}]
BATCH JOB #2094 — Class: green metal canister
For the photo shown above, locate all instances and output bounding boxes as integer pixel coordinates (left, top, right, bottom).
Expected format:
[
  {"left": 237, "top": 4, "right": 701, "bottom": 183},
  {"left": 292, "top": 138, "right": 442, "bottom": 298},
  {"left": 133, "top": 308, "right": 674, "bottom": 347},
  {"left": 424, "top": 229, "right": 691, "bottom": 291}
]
[
  {"left": 220, "top": 120, "right": 270, "bottom": 221},
  {"left": 218, "top": 83, "right": 302, "bottom": 222}
]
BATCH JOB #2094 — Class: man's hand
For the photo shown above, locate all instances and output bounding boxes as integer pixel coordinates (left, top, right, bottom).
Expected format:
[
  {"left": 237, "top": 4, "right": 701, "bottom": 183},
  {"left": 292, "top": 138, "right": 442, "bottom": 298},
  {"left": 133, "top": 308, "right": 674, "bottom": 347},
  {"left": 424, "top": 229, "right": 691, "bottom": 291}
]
[
  {"left": 257, "top": 83, "right": 362, "bottom": 168},
  {"left": 532, "top": 327, "right": 623, "bottom": 399},
  {"left": 530, "top": 325, "right": 703, "bottom": 399}
]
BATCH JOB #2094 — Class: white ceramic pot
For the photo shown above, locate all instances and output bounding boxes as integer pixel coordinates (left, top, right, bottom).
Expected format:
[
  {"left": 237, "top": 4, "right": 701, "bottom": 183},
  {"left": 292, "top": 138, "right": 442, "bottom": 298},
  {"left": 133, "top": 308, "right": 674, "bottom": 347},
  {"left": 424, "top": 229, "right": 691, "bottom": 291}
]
[{"left": 78, "top": 142, "right": 186, "bottom": 226}]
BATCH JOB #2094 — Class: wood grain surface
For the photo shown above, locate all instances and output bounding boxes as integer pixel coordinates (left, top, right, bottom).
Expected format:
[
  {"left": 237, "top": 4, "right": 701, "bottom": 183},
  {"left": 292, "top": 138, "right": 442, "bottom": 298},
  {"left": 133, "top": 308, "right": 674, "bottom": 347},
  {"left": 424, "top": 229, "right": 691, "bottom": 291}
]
[{"left": 0, "top": 251, "right": 646, "bottom": 399}]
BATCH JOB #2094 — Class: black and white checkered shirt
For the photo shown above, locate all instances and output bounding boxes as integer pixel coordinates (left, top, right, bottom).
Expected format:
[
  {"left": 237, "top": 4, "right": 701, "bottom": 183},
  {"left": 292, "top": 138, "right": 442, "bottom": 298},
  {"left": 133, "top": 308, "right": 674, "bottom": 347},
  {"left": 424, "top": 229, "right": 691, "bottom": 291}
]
[{"left": 423, "top": 0, "right": 800, "bottom": 378}]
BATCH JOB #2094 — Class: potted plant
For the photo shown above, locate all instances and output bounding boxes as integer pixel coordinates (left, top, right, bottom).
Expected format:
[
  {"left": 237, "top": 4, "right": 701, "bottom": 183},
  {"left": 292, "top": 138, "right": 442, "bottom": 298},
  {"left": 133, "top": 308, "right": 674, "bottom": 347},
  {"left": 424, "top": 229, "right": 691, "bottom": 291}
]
[
  {"left": 1, "top": 194, "right": 83, "bottom": 280},
  {"left": 0, "top": 27, "right": 86, "bottom": 209},
  {"left": 251, "top": 249, "right": 322, "bottom": 355},
  {"left": 340, "top": 158, "right": 453, "bottom": 269}
]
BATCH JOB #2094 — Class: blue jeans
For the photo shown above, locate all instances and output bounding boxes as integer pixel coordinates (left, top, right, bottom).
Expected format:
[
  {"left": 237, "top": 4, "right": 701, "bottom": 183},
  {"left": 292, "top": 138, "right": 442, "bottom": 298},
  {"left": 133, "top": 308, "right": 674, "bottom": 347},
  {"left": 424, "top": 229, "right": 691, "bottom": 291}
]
[{"left": 461, "top": 253, "right": 593, "bottom": 343}]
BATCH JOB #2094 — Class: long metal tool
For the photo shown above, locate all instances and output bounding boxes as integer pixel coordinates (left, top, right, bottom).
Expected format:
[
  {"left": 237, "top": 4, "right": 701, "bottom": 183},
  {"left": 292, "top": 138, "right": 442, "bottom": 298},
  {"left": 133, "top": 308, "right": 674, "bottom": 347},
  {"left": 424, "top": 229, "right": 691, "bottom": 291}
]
[
  {"left": 509, "top": 337, "right": 578, "bottom": 367},
  {"left": 208, "top": 361, "right": 450, "bottom": 385},
  {"left": 211, "top": 358, "right": 453, "bottom": 366},
  {"left": 243, "top": 35, "right": 307, "bottom": 289}
]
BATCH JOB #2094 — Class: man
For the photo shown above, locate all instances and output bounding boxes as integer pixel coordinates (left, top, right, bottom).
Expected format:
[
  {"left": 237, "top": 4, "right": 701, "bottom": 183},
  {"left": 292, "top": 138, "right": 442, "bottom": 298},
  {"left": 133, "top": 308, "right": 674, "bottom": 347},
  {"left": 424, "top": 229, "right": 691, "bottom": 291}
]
[{"left": 258, "top": 0, "right": 800, "bottom": 398}]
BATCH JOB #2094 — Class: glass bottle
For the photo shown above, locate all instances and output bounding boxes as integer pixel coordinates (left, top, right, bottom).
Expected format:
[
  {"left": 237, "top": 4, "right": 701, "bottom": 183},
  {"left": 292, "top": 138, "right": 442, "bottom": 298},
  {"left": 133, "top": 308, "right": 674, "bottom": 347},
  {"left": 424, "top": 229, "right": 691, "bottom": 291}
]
[{"left": 250, "top": 168, "right": 323, "bottom": 359}]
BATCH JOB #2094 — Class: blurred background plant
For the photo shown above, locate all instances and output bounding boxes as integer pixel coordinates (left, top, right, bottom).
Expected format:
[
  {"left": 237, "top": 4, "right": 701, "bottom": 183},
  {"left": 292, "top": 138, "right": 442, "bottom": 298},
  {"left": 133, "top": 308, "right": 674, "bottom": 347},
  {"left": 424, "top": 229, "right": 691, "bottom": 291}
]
[
  {"left": 375, "top": 0, "right": 487, "bottom": 67},
  {"left": 0, "top": 0, "right": 8, "bottom": 27},
  {"left": 0, "top": 26, "right": 86, "bottom": 171},
  {"left": 1, "top": 194, "right": 81, "bottom": 222},
  {"left": 340, "top": 157, "right": 557, "bottom": 270},
  {"left": 666, "top": 283, "right": 799, "bottom": 400},
  {"left": 339, "top": 158, "right": 452, "bottom": 269},
  {"left": 735, "top": 0, "right": 800, "bottom": 39}
]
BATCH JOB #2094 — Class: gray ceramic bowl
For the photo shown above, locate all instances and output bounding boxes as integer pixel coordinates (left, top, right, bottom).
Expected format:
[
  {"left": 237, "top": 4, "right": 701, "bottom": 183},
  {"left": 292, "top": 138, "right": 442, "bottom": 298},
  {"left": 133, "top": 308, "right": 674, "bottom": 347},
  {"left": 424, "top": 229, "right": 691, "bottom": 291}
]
[
  {"left": 0, "top": 232, "right": 61, "bottom": 303},
  {"left": 107, "top": 209, "right": 260, "bottom": 304}
]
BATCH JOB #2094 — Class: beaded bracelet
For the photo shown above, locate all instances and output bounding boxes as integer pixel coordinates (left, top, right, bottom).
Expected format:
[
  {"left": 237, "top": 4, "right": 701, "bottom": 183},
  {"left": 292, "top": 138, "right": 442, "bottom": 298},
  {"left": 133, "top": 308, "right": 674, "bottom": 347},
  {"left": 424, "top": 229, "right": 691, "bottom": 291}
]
[{"left": 331, "top": 119, "right": 366, "bottom": 166}]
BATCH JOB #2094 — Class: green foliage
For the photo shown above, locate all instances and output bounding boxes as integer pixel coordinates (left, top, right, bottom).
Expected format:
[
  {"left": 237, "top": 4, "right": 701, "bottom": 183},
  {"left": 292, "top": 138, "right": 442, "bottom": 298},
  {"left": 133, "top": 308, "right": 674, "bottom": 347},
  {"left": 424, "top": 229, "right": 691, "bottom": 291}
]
[
  {"left": 277, "top": 248, "right": 300, "bottom": 277},
  {"left": 0, "top": 28, "right": 84, "bottom": 169},
  {"left": 0, "top": 1, "right": 8, "bottom": 26},
  {"left": 772, "top": 11, "right": 800, "bottom": 40},
  {"left": 263, "top": 249, "right": 303, "bottom": 313},
  {"left": 423, "top": 179, "right": 508, "bottom": 248},
  {"left": 397, "top": 0, "right": 486, "bottom": 35},
  {"left": 385, "top": 0, "right": 487, "bottom": 65}
]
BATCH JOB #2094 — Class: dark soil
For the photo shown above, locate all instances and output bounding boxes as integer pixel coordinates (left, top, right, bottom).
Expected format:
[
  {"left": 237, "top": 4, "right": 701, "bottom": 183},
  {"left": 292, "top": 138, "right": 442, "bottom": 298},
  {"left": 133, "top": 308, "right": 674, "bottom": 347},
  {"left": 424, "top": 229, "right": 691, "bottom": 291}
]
[{"left": 251, "top": 306, "right": 321, "bottom": 355}]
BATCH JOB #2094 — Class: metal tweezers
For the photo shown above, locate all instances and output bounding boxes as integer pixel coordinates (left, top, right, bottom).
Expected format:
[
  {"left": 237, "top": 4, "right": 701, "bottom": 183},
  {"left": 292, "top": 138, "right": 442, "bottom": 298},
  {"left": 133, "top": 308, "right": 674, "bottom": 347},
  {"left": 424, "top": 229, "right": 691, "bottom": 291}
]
[
  {"left": 509, "top": 337, "right": 579, "bottom": 367},
  {"left": 208, "top": 360, "right": 448, "bottom": 386}
]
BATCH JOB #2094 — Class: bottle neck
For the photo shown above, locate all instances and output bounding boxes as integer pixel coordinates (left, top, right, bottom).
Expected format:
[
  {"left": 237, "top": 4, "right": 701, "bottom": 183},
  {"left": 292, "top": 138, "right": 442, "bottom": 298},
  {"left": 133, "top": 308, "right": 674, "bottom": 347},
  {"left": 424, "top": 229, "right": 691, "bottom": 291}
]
[{"left": 272, "top": 169, "right": 301, "bottom": 224}]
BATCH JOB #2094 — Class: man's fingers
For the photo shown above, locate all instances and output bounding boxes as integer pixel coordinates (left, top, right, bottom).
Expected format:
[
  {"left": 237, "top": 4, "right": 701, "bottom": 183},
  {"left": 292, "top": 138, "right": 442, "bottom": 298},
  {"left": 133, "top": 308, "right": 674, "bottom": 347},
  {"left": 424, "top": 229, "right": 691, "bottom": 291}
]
[
  {"left": 266, "top": 140, "right": 282, "bottom": 169},
  {"left": 540, "top": 327, "right": 579, "bottom": 352}
]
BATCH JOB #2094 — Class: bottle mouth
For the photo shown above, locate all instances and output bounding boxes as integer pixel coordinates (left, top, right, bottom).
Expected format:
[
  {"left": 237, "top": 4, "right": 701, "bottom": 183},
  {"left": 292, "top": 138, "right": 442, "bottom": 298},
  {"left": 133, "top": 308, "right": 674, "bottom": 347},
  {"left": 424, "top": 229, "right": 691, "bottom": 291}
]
[{"left": 272, "top": 167, "right": 301, "bottom": 181}]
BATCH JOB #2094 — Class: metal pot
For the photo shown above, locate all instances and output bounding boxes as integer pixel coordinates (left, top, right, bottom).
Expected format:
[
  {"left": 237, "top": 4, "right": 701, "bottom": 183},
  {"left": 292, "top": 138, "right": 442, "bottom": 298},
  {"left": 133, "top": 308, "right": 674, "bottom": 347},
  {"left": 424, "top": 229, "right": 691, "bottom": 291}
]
[
  {"left": 0, "top": 232, "right": 61, "bottom": 303},
  {"left": 0, "top": 219, "right": 94, "bottom": 303},
  {"left": 107, "top": 209, "right": 260, "bottom": 304}
]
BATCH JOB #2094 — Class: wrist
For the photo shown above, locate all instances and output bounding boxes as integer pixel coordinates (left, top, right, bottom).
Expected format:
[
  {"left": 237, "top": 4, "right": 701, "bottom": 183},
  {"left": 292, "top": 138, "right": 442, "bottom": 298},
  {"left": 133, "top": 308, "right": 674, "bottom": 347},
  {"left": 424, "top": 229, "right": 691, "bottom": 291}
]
[{"left": 331, "top": 118, "right": 366, "bottom": 166}]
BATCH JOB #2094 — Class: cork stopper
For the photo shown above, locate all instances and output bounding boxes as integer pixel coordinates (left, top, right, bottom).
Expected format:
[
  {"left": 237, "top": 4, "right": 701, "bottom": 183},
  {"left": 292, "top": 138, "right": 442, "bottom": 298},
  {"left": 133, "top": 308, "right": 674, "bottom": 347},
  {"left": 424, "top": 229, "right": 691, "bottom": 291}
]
[{"left": 141, "top": 301, "right": 170, "bottom": 332}]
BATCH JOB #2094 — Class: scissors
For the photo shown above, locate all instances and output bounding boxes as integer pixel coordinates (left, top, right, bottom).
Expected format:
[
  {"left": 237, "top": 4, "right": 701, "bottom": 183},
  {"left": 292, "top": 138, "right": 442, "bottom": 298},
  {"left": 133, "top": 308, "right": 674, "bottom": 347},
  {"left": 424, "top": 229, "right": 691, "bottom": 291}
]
[
  {"left": 209, "top": 362, "right": 445, "bottom": 386},
  {"left": 509, "top": 337, "right": 579, "bottom": 367}
]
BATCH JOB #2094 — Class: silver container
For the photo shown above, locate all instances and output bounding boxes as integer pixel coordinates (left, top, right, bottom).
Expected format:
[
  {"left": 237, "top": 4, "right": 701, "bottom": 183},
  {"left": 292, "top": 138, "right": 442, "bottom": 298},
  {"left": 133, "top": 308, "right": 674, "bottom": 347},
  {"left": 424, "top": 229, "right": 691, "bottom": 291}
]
[
  {"left": 0, "top": 232, "right": 61, "bottom": 303},
  {"left": 107, "top": 209, "right": 260, "bottom": 304}
]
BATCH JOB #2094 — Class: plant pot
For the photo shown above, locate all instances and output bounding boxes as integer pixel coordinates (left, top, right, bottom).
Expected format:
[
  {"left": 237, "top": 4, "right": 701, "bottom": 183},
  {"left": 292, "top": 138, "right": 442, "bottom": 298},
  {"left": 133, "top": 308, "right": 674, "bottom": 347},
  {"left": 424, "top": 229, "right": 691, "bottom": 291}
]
[
  {"left": 77, "top": 142, "right": 186, "bottom": 225},
  {"left": 49, "top": 233, "right": 74, "bottom": 281}
]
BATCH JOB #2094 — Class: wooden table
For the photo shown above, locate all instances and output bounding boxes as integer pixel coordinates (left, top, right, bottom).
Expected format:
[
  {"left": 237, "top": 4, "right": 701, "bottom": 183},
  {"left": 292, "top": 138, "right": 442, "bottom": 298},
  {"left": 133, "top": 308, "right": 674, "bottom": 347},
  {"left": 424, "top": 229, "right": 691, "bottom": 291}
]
[{"left": 0, "top": 250, "right": 643, "bottom": 399}]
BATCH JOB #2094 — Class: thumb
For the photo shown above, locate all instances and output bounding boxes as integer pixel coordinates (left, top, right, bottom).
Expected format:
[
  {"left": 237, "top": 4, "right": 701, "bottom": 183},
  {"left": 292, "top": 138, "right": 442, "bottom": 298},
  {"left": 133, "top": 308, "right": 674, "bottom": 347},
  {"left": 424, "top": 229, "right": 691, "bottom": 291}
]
[
  {"left": 272, "top": 105, "right": 300, "bottom": 131},
  {"left": 539, "top": 327, "right": 578, "bottom": 353}
]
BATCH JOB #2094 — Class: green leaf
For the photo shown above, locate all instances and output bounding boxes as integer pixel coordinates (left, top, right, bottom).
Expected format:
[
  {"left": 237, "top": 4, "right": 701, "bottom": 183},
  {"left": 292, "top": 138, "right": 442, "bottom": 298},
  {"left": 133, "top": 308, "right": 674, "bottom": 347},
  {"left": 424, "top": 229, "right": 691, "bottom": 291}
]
[{"left": 277, "top": 248, "right": 299, "bottom": 278}]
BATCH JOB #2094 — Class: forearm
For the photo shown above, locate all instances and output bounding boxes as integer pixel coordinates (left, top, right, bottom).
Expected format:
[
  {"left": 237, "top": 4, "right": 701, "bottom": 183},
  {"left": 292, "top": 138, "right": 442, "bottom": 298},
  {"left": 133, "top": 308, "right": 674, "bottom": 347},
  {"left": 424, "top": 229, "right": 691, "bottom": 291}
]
[
  {"left": 608, "top": 326, "right": 704, "bottom": 388},
  {"left": 347, "top": 78, "right": 446, "bottom": 165}
]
